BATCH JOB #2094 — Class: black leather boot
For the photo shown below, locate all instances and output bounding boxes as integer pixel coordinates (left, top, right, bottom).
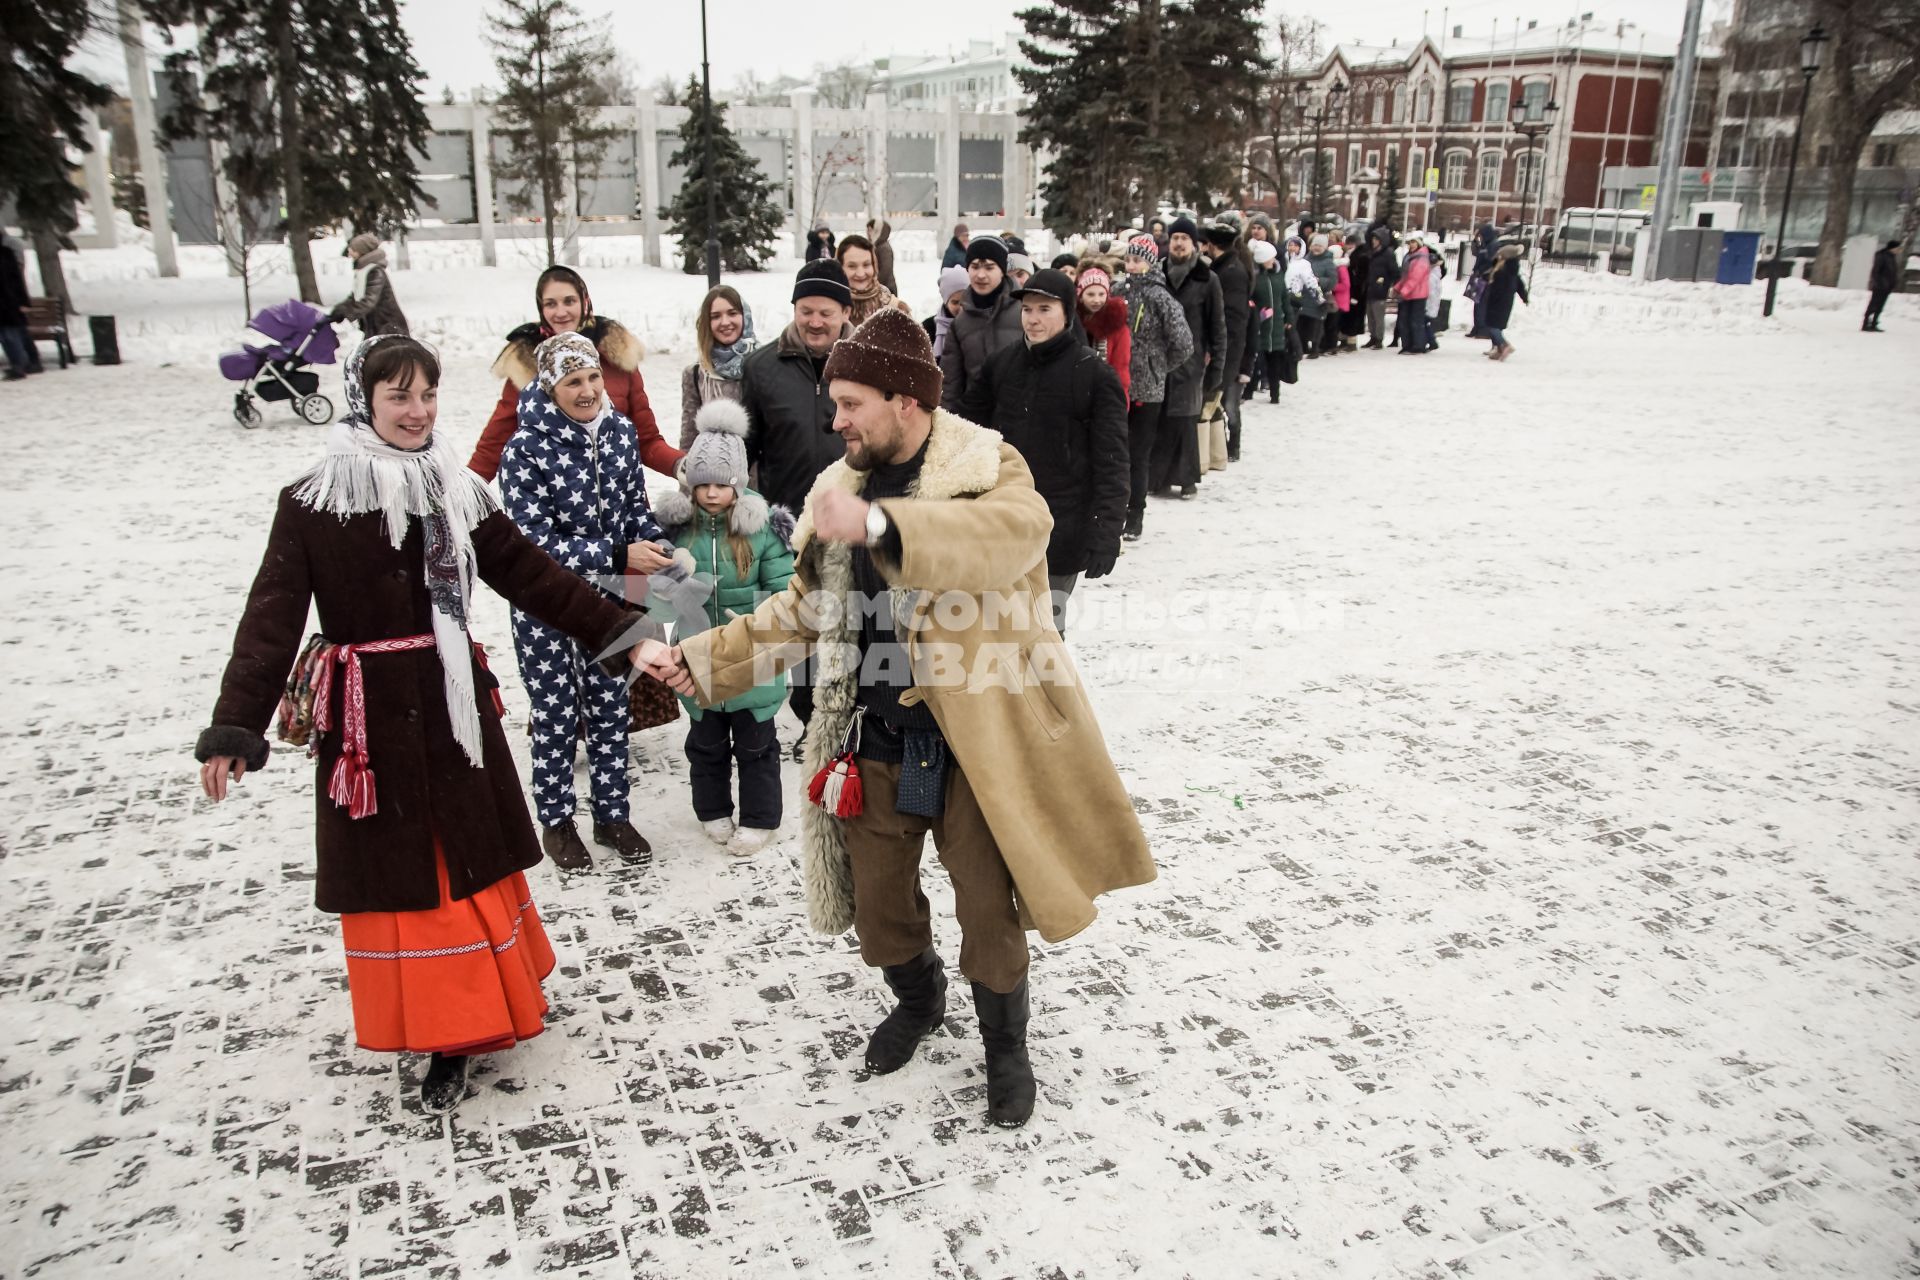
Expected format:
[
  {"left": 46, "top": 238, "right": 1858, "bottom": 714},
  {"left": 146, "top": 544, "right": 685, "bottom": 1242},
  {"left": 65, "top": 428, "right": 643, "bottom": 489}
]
[
  {"left": 972, "top": 978, "right": 1035, "bottom": 1128},
  {"left": 591, "top": 820, "right": 653, "bottom": 869},
  {"left": 864, "top": 949, "right": 947, "bottom": 1074},
  {"left": 542, "top": 819, "right": 592, "bottom": 871}
]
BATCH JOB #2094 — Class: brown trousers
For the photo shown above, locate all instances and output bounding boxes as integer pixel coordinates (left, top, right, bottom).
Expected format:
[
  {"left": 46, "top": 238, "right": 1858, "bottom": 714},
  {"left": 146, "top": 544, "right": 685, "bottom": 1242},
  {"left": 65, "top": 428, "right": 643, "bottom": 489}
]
[{"left": 844, "top": 758, "right": 1029, "bottom": 994}]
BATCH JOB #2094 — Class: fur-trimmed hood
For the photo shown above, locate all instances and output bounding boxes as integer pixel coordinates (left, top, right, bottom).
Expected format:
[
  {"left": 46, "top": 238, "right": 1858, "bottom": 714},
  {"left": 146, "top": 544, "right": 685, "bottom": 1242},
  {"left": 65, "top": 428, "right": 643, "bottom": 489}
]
[
  {"left": 652, "top": 486, "right": 796, "bottom": 545},
  {"left": 490, "top": 316, "right": 643, "bottom": 390},
  {"left": 1079, "top": 294, "right": 1130, "bottom": 340}
]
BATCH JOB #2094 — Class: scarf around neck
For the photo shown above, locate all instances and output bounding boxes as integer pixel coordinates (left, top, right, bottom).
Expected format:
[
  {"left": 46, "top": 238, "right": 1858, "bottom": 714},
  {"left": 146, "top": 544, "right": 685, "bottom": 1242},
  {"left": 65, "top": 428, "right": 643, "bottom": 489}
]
[
  {"left": 707, "top": 303, "right": 757, "bottom": 381},
  {"left": 293, "top": 335, "right": 501, "bottom": 768}
]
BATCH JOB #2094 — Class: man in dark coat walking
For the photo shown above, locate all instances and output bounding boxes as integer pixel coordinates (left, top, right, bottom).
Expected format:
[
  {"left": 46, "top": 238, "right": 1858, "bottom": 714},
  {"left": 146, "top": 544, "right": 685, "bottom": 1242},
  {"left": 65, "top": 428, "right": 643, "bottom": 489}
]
[
  {"left": 1150, "top": 217, "right": 1225, "bottom": 498},
  {"left": 0, "top": 231, "right": 32, "bottom": 379},
  {"left": 939, "top": 234, "right": 1023, "bottom": 413},
  {"left": 1201, "top": 222, "right": 1253, "bottom": 461},
  {"left": 1865, "top": 240, "right": 1902, "bottom": 331},
  {"left": 960, "top": 270, "right": 1129, "bottom": 635},
  {"left": 1363, "top": 220, "right": 1399, "bottom": 349}
]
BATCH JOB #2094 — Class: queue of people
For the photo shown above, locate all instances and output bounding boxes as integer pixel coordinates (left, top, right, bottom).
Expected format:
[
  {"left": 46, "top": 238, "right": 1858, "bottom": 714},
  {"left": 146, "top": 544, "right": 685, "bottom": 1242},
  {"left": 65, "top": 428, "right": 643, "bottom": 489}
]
[{"left": 191, "top": 212, "right": 1519, "bottom": 1128}]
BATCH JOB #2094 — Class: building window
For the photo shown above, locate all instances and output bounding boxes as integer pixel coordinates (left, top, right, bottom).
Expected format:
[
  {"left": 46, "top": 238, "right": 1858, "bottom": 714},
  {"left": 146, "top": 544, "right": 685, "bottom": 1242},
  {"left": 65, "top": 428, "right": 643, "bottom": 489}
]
[
  {"left": 1372, "top": 92, "right": 1386, "bottom": 125},
  {"left": 1514, "top": 150, "right": 1543, "bottom": 196},
  {"left": 1485, "top": 81, "right": 1509, "bottom": 124},
  {"left": 1391, "top": 86, "right": 1405, "bottom": 123},
  {"left": 1519, "top": 80, "right": 1549, "bottom": 120},
  {"left": 1448, "top": 82, "right": 1474, "bottom": 123},
  {"left": 1408, "top": 148, "right": 1425, "bottom": 188},
  {"left": 1348, "top": 144, "right": 1361, "bottom": 178},
  {"left": 1872, "top": 142, "right": 1898, "bottom": 167},
  {"left": 1443, "top": 149, "right": 1469, "bottom": 190},
  {"left": 1366, "top": 149, "right": 1380, "bottom": 172},
  {"left": 1417, "top": 82, "right": 1435, "bottom": 123},
  {"left": 1477, "top": 150, "right": 1502, "bottom": 192},
  {"left": 1719, "top": 127, "right": 1745, "bottom": 168}
]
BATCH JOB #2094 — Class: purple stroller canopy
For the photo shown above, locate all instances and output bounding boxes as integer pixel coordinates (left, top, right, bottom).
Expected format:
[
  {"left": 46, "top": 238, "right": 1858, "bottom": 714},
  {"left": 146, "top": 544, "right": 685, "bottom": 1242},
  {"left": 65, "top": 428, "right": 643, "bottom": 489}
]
[{"left": 251, "top": 299, "right": 339, "bottom": 363}]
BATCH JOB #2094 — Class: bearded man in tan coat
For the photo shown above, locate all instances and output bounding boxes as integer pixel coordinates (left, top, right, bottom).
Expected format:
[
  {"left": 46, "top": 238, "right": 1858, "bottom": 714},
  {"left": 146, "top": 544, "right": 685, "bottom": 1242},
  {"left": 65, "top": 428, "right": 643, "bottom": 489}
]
[{"left": 649, "top": 308, "right": 1155, "bottom": 1129}]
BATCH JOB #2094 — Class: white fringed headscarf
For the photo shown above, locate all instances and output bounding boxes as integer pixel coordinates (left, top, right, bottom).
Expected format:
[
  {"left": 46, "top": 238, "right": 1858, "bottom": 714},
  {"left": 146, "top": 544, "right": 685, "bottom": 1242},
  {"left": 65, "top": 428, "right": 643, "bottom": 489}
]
[{"left": 293, "top": 335, "right": 500, "bottom": 768}]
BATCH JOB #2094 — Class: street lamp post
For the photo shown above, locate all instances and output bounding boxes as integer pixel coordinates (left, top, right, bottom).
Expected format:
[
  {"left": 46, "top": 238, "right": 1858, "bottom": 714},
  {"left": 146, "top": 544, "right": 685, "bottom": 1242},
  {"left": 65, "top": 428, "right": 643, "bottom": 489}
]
[
  {"left": 700, "top": 0, "right": 721, "bottom": 287},
  {"left": 1510, "top": 99, "right": 1559, "bottom": 289},
  {"left": 1294, "top": 79, "right": 1346, "bottom": 222},
  {"left": 1763, "top": 26, "right": 1826, "bottom": 317}
]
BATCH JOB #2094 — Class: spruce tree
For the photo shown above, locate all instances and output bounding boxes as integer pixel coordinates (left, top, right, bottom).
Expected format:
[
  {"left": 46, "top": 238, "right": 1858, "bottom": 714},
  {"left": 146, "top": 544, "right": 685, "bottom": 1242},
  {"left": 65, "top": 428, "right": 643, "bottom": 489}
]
[
  {"left": 486, "top": 0, "right": 622, "bottom": 267},
  {"left": 663, "top": 75, "right": 785, "bottom": 273},
  {"left": 1018, "top": 0, "right": 1271, "bottom": 233},
  {"left": 148, "top": 0, "right": 432, "bottom": 302},
  {"left": 1380, "top": 151, "right": 1402, "bottom": 228},
  {"left": 1, "top": 0, "right": 115, "bottom": 308}
]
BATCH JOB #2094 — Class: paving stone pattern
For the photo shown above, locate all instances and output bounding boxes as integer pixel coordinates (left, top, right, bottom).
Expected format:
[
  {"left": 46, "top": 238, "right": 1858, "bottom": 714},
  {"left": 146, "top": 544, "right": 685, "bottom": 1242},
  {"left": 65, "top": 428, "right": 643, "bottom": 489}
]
[{"left": 1, "top": 320, "right": 1917, "bottom": 1278}]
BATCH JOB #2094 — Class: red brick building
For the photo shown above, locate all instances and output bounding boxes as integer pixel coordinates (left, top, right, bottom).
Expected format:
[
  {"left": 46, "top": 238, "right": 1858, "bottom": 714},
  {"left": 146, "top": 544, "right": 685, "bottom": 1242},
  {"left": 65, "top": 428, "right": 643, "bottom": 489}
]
[{"left": 1247, "top": 18, "right": 1716, "bottom": 235}]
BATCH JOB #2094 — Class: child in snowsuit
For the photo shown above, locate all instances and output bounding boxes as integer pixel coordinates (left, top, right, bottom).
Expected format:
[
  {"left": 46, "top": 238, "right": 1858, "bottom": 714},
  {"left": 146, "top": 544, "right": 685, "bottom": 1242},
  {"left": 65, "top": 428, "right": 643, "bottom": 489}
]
[
  {"left": 653, "top": 399, "right": 797, "bottom": 857},
  {"left": 499, "top": 332, "right": 670, "bottom": 871}
]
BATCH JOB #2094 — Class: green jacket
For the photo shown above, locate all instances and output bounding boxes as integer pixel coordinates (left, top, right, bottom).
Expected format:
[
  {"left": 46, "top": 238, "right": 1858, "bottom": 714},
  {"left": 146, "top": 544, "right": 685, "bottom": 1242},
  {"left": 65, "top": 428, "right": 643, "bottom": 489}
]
[
  {"left": 654, "top": 487, "right": 796, "bottom": 720},
  {"left": 1252, "top": 267, "right": 1297, "bottom": 354}
]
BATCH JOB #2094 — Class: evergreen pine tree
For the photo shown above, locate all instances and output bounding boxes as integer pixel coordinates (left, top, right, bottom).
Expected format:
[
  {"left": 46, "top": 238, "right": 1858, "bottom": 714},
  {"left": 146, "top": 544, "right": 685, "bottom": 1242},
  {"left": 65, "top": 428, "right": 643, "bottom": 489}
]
[
  {"left": 148, "top": 0, "right": 432, "bottom": 302},
  {"left": 485, "top": 0, "right": 622, "bottom": 267},
  {"left": 1380, "top": 151, "right": 1402, "bottom": 228},
  {"left": 1, "top": 0, "right": 114, "bottom": 309},
  {"left": 663, "top": 75, "right": 785, "bottom": 273},
  {"left": 1018, "top": 0, "right": 1271, "bottom": 233}
]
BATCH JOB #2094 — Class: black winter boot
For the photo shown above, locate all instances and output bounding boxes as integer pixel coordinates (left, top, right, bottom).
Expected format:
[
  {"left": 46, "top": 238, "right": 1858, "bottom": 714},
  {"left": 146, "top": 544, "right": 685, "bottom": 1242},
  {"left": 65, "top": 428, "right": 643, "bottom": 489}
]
[
  {"left": 972, "top": 979, "right": 1035, "bottom": 1128},
  {"left": 542, "top": 820, "right": 593, "bottom": 871},
  {"left": 420, "top": 1052, "right": 470, "bottom": 1115},
  {"left": 591, "top": 820, "right": 653, "bottom": 869},
  {"left": 864, "top": 949, "right": 947, "bottom": 1075},
  {"left": 1122, "top": 511, "right": 1144, "bottom": 542}
]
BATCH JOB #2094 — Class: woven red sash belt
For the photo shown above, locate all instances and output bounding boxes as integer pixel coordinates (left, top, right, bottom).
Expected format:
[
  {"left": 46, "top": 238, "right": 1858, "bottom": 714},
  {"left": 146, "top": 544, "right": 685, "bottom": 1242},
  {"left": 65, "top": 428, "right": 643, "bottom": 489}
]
[{"left": 311, "top": 634, "right": 438, "bottom": 820}]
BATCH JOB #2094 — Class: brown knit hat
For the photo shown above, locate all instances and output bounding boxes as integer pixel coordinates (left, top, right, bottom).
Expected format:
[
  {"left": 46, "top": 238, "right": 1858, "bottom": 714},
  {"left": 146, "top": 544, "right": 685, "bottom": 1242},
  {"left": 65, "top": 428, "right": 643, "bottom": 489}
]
[{"left": 821, "top": 306, "right": 943, "bottom": 409}]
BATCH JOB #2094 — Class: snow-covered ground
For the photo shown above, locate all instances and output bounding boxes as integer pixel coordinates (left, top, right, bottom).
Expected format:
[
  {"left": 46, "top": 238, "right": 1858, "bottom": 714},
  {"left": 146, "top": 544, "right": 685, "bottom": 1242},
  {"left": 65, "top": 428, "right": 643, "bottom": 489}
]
[{"left": 2, "top": 242, "right": 1918, "bottom": 1279}]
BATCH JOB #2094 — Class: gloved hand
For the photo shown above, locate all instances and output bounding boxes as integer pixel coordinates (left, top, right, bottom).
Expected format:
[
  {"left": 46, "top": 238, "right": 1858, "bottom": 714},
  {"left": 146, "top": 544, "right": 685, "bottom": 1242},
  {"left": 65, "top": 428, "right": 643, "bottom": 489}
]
[
  {"left": 1084, "top": 541, "right": 1120, "bottom": 580},
  {"left": 326, "top": 304, "right": 346, "bottom": 323}
]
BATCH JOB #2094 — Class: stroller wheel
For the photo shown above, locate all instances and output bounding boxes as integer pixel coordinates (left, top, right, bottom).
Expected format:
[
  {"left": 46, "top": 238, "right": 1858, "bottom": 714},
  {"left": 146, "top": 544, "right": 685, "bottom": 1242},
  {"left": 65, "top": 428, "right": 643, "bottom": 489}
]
[
  {"left": 299, "top": 393, "right": 335, "bottom": 425},
  {"left": 234, "top": 395, "right": 263, "bottom": 429}
]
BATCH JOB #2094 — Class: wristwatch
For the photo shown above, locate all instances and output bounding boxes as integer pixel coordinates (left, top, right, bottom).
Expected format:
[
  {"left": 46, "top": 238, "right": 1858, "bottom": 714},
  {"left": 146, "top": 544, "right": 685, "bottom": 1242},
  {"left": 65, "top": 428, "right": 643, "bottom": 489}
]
[{"left": 864, "top": 503, "right": 889, "bottom": 546}]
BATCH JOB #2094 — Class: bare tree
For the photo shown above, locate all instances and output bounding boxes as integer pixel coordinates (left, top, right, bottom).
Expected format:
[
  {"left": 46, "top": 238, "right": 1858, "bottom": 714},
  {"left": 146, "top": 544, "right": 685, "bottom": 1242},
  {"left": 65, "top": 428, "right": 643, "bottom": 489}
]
[
  {"left": 812, "top": 59, "right": 876, "bottom": 109},
  {"left": 1241, "top": 13, "right": 1325, "bottom": 214},
  {"left": 810, "top": 134, "right": 868, "bottom": 225},
  {"left": 1803, "top": 0, "right": 1920, "bottom": 285}
]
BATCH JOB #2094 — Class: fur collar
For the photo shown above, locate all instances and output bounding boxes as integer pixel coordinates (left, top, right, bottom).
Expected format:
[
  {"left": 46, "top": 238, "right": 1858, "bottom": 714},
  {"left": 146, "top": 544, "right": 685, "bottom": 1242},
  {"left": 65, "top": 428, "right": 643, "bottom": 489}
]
[
  {"left": 490, "top": 316, "right": 642, "bottom": 389},
  {"left": 653, "top": 487, "right": 793, "bottom": 543},
  {"left": 1081, "top": 295, "right": 1129, "bottom": 338},
  {"left": 775, "top": 319, "right": 852, "bottom": 359},
  {"left": 789, "top": 409, "right": 1003, "bottom": 563}
]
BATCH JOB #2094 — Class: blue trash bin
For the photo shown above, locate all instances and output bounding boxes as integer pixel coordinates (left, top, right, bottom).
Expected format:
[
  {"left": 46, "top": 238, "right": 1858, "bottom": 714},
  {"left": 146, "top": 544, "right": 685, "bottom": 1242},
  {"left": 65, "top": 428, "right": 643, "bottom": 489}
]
[{"left": 1718, "top": 231, "right": 1762, "bottom": 285}]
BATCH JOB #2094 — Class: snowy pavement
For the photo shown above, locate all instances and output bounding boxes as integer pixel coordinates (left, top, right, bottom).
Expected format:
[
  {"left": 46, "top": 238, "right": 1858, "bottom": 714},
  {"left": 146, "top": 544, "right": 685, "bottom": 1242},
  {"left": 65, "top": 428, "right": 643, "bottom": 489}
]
[{"left": 2, "top": 255, "right": 1919, "bottom": 1279}]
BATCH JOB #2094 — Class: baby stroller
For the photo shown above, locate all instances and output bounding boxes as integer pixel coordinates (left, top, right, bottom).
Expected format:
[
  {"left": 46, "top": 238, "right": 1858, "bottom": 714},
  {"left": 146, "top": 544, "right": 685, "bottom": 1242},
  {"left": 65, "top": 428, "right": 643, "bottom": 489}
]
[{"left": 219, "top": 299, "right": 341, "bottom": 428}]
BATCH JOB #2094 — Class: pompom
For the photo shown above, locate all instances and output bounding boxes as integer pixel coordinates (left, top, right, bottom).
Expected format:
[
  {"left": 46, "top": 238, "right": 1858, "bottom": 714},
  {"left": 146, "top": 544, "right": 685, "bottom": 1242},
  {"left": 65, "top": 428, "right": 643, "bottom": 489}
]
[{"left": 695, "top": 399, "right": 750, "bottom": 438}]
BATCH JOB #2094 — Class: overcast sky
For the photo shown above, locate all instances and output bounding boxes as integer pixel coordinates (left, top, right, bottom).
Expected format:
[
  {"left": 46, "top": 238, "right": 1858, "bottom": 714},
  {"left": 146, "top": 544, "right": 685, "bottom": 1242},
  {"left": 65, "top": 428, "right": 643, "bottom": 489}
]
[{"left": 84, "top": 0, "right": 1721, "bottom": 96}]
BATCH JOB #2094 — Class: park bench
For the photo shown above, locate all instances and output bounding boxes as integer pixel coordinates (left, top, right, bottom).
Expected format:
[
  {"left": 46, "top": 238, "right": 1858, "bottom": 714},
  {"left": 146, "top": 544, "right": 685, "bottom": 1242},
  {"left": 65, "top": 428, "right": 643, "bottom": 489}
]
[{"left": 23, "top": 297, "right": 74, "bottom": 369}]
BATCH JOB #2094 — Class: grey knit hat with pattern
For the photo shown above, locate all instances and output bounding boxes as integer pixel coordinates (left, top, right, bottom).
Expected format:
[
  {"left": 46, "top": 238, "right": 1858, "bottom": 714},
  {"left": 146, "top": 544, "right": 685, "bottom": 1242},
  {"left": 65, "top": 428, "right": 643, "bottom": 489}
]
[{"left": 682, "top": 399, "right": 751, "bottom": 490}]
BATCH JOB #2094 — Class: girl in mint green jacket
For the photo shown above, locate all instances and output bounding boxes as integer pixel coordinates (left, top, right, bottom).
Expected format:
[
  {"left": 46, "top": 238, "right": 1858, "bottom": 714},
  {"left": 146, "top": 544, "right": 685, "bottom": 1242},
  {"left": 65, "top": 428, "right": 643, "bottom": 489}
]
[{"left": 653, "top": 400, "right": 796, "bottom": 856}]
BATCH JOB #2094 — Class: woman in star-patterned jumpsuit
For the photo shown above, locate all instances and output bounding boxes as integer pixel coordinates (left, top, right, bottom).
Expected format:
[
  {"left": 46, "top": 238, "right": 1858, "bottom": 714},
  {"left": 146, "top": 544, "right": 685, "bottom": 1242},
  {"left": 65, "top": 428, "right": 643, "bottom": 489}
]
[{"left": 498, "top": 334, "right": 669, "bottom": 870}]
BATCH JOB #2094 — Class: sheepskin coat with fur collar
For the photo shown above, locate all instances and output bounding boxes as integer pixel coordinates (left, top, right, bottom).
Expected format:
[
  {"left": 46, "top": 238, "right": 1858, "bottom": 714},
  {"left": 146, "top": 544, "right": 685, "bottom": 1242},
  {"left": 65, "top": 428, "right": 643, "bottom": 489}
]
[{"left": 675, "top": 408, "right": 1156, "bottom": 941}]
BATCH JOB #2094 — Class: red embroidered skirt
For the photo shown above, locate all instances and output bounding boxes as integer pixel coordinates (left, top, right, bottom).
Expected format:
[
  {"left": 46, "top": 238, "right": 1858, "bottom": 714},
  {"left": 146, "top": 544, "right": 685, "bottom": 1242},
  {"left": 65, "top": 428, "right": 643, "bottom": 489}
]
[{"left": 339, "top": 843, "right": 556, "bottom": 1055}]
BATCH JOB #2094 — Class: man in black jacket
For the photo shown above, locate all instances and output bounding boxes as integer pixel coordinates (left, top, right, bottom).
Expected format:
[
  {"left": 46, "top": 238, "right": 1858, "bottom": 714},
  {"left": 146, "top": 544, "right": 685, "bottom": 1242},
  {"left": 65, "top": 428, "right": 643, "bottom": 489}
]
[
  {"left": 1364, "top": 220, "right": 1400, "bottom": 349},
  {"left": 741, "top": 259, "right": 853, "bottom": 747},
  {"left": 1865, "top": 240, "right": 1901, "bottom": 332},
  {"left": 940, "top": 234, "right": 1024, "bottom": 413},
  {"left": 1151, "top": 217, "right": 1226, "bottom": 498},
  {"left": 1202, "top": 222, "right": 1253, "bottom": 461},
  {"left": 960, "top": 270, "right": 1129, "bottom": 635}
]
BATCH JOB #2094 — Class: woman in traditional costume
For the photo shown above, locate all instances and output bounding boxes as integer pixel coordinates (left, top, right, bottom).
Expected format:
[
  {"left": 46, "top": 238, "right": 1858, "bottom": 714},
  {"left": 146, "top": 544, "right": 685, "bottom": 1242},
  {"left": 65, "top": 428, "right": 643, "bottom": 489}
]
[{"left": 195, "top": 335, "right": 661, "bottom": 1115}]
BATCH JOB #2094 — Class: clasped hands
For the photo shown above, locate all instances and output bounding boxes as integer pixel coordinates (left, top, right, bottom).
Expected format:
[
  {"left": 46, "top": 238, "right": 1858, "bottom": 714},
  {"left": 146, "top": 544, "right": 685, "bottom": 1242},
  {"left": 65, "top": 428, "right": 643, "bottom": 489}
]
[{"left": 630, "top": 637, "right": 696, "bottom": 695}]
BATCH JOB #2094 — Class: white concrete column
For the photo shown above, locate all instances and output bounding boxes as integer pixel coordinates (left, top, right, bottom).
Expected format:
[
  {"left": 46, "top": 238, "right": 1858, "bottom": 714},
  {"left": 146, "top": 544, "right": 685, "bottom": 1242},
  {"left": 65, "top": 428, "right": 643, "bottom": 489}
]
[
  {"left": 472, "top": 104, "right": 497, "bottom": 267},
  {"left": 939, "top": 96, "right": 960, "bottom": 234},
  {"left": 790, "top": 89, "right": 815, "bottom": 256},
  {"left": 1001, "top": 118, "right": 1024, "bottom": 235},
  {"left": 83, "top": 118, "right": 117, "bottom": 248},
  {"left": 638, "top": 100, "right": 661, "bottom": 267},
  {"left": 864, "top": 91, "right": 889, "bottom": 224},
  {"left": 562, "top": 148, "right": 581, "bottom": 265},
  {"left": 117, "top": 0, "right": 176, "bottom": 277}
]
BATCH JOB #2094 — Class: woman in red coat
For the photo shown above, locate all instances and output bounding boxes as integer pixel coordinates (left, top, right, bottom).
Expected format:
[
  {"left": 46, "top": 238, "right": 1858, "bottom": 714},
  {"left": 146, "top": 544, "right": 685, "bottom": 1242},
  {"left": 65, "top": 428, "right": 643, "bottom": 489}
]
[
  {"left": 198, "top": 335, "right": 667, "bottom": 1116},
  {"left": 1074, "top": 265, "right": 1132, "bottom": 401},
  {"left": 466, "top": 267, "right": 686, "bottom": 481}
]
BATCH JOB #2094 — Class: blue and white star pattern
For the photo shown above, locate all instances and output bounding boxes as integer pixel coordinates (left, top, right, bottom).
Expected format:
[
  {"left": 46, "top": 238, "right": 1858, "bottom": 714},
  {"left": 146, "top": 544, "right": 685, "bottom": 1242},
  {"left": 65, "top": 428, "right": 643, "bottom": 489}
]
[{"left": 498, "top": 383, "right": 667, "bottom": 828}]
